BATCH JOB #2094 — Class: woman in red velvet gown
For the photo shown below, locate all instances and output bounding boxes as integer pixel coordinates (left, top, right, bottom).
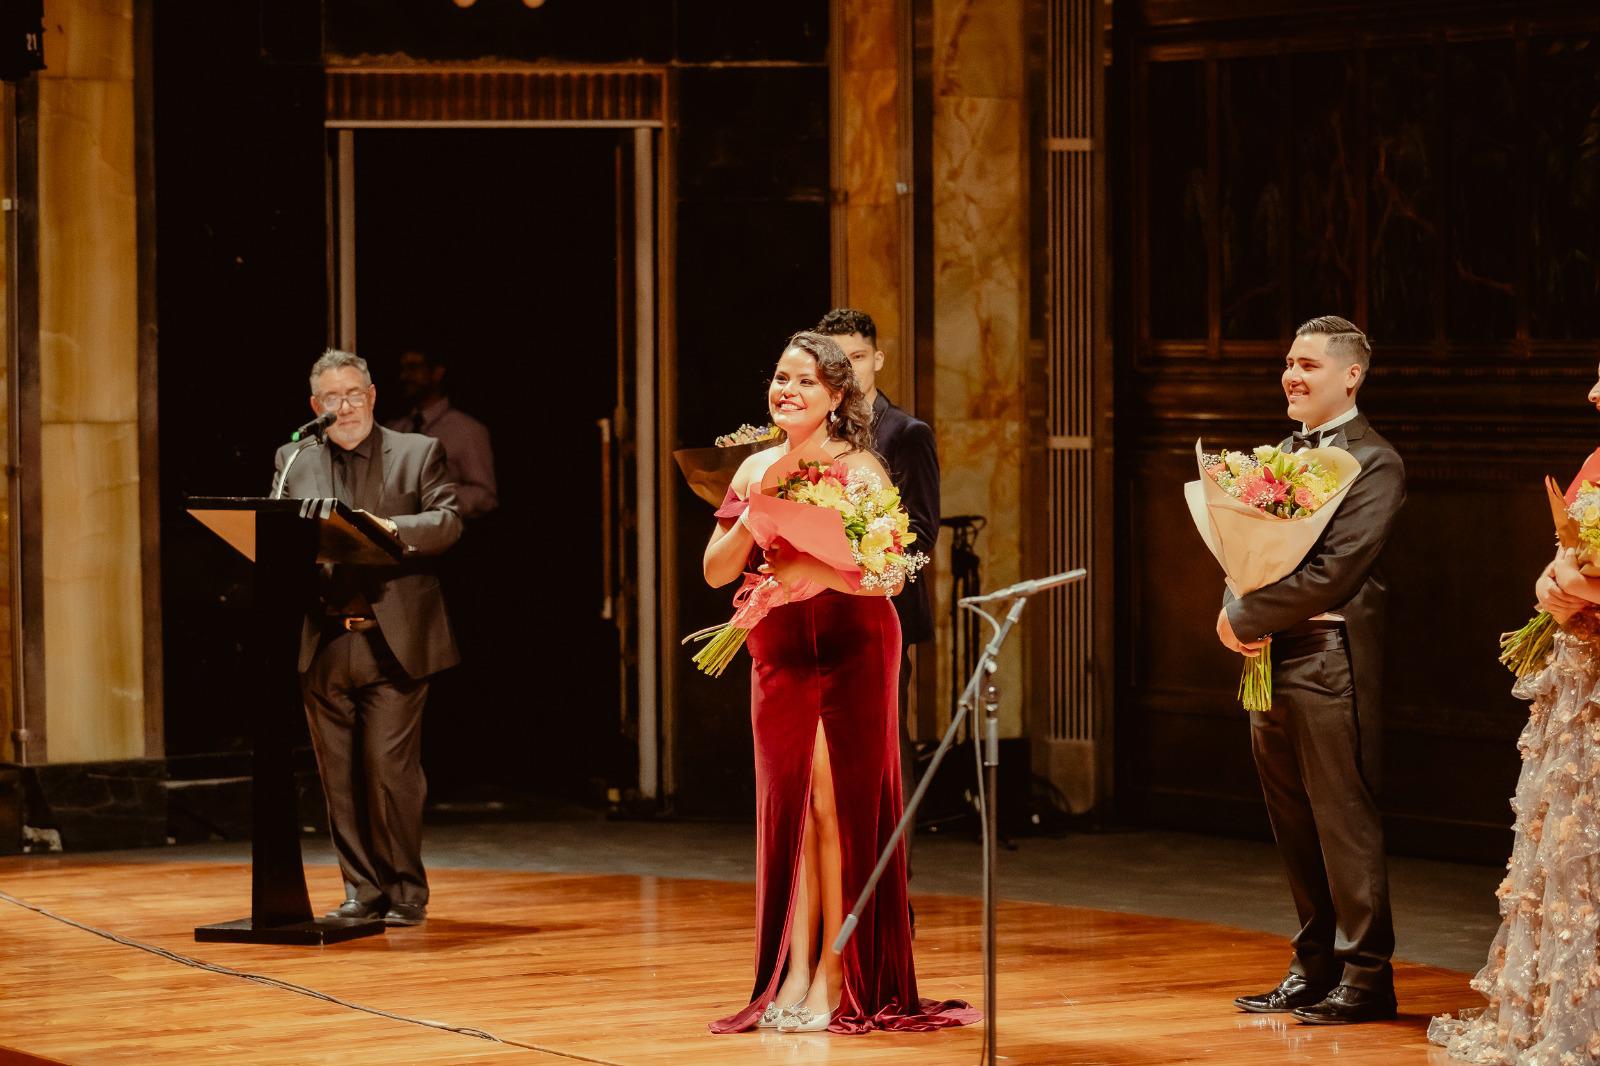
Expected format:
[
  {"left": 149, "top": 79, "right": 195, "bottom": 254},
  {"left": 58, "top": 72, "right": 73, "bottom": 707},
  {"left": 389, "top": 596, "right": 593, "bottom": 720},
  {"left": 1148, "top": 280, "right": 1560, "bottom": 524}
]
[{"left": 702, "top": 332, "right": 979, "bottom": 1035}]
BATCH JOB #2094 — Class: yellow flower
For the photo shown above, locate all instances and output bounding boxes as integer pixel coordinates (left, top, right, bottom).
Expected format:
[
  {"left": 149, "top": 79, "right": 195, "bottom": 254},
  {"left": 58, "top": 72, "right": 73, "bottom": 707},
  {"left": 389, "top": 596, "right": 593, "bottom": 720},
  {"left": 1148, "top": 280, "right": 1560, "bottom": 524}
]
[
  {"left": 796, "top": 480, "right": 848, "bottom": 512},
  {"left": 860, "top": 526, "right": 894, "bottom": 557}
]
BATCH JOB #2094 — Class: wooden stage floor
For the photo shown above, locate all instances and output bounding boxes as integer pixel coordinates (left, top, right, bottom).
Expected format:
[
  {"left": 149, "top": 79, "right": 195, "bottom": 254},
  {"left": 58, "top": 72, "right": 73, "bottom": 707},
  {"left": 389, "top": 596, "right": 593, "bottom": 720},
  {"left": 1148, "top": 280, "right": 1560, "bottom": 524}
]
[{"left": 0, "top": 858, "right": 1476, "bottom": 1065}]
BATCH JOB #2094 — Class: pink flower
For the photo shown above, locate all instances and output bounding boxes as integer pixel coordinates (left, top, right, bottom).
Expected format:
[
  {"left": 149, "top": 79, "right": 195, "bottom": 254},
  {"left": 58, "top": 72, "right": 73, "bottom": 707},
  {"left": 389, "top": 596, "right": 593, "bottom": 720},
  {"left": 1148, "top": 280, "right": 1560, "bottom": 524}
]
[
  {"left": 1294, "top": 487, "right": 1315, "bottom": 509},
  {"left": 1239, "top": 475, "right": 1288, "bottom": 509}
]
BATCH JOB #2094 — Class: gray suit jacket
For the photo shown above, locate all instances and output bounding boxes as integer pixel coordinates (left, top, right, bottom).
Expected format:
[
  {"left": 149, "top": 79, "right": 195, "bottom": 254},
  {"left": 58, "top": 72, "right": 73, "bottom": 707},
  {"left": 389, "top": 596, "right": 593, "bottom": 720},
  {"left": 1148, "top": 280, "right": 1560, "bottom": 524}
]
[
  {"left": 1224, "top": 413, "right": 1406, "bottom": 786},
  {"left": 273, "top": 425, "right": 463, "bottom": 679}
]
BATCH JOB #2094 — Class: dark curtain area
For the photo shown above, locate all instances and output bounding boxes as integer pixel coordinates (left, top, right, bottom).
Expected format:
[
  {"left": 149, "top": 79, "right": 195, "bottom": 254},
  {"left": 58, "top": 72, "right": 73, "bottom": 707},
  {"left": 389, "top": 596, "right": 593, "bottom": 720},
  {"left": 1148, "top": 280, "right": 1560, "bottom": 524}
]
[
  {"left": 154, "top": 0, "right": 327, "bottom": 758},
  {"left": 352, "top": 128, "right": 622, "bottom": 800},
  {"left": 154, "top": 1, "right": 831, "bottom": 817}
]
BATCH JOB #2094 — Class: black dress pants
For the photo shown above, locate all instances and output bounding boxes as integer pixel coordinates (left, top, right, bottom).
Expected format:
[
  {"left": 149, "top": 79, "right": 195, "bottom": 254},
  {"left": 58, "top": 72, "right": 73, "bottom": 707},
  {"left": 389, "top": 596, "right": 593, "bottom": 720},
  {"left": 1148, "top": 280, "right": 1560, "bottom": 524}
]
[
  {"left": 301, "top": 626, "right": 430, "bottom": 908},
  {"left": 1250, "top": 627, "right": 1394, "bottom": 993}
]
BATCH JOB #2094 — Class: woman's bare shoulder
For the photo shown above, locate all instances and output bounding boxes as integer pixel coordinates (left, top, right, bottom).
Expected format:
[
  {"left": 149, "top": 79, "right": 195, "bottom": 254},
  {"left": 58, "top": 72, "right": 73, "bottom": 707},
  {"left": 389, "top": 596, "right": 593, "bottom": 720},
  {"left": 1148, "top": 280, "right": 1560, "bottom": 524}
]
[
  {"left": 730, "top": 444, "right": 785, "bottom": 498},
  {"left": 835, "top": 448, "right": 891, "bottom": 484}
]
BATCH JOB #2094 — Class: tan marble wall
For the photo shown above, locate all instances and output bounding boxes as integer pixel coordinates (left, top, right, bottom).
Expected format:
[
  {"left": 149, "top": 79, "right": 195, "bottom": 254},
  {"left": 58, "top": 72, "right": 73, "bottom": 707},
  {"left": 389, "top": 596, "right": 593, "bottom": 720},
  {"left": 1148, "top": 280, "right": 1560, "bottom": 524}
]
[
  {"left": 837, "top": 0, "right": 910, "bottom": 405},
  {"left": 930, "top": 0, "right": 1028, "bottom": 736},
  {"left": 36, "top": 0, "right": 145, "bottom": 761}
]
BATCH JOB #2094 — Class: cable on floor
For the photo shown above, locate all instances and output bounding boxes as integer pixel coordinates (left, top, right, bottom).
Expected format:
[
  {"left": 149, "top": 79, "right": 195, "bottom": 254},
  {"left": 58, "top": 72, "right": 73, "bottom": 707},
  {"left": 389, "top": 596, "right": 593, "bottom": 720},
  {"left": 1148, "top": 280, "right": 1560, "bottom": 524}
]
[{"left": 0, "top": 887, "right": 623, "bottom": 1065}]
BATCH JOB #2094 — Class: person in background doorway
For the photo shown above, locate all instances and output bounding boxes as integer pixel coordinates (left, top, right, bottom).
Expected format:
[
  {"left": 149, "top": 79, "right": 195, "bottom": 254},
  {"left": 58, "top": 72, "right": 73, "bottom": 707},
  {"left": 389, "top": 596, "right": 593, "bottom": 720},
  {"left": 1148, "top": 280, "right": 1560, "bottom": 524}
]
[{"left": 387, "top": 348, "right": 499, "bottom": 522}]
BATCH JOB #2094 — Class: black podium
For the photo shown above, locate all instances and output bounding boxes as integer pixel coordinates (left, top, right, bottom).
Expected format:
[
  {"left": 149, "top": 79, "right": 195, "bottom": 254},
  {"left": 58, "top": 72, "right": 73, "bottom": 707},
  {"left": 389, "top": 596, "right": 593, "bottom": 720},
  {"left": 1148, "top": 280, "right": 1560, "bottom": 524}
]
[{"left": 186, "top": 496, "right": 403, "bottom": 945}]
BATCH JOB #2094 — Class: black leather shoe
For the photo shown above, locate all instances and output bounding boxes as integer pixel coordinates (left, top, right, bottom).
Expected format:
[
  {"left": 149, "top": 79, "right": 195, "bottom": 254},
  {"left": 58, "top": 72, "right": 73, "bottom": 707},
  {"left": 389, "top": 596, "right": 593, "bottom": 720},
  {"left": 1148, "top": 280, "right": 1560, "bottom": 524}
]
[
  {"left": 1291, "top": 984, "right": 1398, "bottom": 1025},
  {"left": 383, "top": 902, "right": 427, "bottom": 926},
  {"left": 1234, "top": 974, "right": 1335, "bottom": 1013},
  {"left": 325, "top": 898, "right": 385, "bottom": 921}
]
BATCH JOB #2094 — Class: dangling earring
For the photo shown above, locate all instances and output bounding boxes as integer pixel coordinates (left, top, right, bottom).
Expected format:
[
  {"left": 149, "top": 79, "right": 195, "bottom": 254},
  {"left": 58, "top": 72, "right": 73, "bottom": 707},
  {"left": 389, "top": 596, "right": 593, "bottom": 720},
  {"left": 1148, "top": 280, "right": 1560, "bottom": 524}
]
[{"left": 828, "top": 408, "right": 839, "bottom": 424}]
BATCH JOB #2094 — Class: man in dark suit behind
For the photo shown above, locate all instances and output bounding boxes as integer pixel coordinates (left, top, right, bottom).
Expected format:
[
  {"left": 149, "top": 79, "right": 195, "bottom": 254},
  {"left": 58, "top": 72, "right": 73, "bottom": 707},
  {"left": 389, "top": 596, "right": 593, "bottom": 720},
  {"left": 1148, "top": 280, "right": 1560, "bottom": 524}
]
[
  {"left": 817, "top": 309, "right": 941, "bottom": 802},
  {"left": 275, "top": 349, "right": 463, "bottom": 926},
  {"left": 1216, "top": 316, "right": 1405, "bottom": 1025}
]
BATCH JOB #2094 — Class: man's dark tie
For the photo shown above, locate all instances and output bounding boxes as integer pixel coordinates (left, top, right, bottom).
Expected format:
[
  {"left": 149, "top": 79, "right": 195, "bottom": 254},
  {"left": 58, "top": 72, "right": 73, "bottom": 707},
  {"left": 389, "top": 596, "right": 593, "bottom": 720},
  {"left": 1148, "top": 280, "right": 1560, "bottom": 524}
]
[
  {"left": 1289, "top": 431, "right": 1319, "bottom": 451},
  {"left": 410, "top": 411, "right": 424, "bottom": 433},
  {"left": 332, "top": 450, "right": 355, "bottom": 508}
]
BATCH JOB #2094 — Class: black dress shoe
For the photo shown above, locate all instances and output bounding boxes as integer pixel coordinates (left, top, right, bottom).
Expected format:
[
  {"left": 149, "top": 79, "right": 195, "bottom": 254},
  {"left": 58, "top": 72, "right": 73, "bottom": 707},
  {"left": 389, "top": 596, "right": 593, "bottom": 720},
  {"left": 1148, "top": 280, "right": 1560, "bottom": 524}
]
[
  {"left": 383, "top": 902, "right": 427, "bottom": 926},
  {"left": 1291, "top": 984, "right": 1398, "bottom": 1025},
  {"left": 1234, "top": 974, "right": 1335, "bottom": 1013},
  {"left": 325, "top": 898, "right": 385, "bottom": 921}
]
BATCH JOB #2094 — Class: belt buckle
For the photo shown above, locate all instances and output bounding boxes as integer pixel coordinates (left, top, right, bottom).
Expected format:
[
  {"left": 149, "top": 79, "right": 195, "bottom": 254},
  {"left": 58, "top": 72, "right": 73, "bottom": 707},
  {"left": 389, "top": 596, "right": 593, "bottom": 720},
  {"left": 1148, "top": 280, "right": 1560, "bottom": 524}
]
[{"left": 342, "top": 616, "right": 372, "bottom": 632}]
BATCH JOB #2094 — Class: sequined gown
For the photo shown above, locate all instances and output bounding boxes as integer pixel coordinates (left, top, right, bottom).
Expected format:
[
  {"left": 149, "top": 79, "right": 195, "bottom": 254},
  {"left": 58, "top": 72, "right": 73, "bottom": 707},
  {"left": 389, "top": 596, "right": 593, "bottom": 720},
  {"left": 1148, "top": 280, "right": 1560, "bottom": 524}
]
[{"left": 1429, "top": 494, "right": 1600, "bottom": 1063}]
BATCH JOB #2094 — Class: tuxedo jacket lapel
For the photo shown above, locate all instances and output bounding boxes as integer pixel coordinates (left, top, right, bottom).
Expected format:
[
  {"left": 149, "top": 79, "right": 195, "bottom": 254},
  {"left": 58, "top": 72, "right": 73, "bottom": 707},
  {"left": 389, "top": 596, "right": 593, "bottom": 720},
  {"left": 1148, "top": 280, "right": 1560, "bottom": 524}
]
[{"left": 1331, "top": 413, "right": 1370, "bottom": 452}]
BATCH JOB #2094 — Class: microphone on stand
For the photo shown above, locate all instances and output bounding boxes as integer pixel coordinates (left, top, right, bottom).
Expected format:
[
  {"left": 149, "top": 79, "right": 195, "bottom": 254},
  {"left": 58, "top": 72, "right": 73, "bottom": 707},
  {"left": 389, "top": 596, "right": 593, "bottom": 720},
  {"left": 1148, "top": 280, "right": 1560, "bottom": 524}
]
[
  {"left": 291, "top": 411, "right": 337, "bottom": 442},
  {"left": 958, "top": 568, "right": 1088, "bottom": 606},
  {"left": 272, "top": 412, "right": 336, "bottom": 499}
]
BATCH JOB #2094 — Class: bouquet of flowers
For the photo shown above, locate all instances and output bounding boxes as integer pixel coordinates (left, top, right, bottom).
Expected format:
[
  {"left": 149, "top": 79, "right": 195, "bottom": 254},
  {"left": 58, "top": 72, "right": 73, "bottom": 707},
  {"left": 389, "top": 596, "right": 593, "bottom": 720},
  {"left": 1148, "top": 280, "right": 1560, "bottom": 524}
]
[
  {"left": 686, "top": 445, "right": 930, "bottom": 677},
  {"left": 674, "top": 423, "right": 784, "bottom": 508},
  {"left": 1185, "top": 439, "right": 1363, "bottom": 711},
  {"left": 1499, "top": 477, "right": 1600, "bottom": 678},
  {"left": 714, "top": 423, "right": 781, "bottom": 448}
]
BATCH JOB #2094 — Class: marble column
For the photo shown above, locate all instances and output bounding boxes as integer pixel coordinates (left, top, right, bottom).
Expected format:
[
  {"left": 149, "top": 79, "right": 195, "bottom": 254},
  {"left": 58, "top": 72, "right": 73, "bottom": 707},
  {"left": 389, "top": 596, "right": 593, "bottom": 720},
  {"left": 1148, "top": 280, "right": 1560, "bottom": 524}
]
[
  {"left": 0, "top": 90, "right": 11, "bottom": 761},
  {"left": 931, "top": 0, "right": 1027, "bottom": 736},
  {"left": 836, "top": 0, "right": 912, "bottom": 405},
  {"left": 36, "top": 0, "right": 145, "bottom": 761}
]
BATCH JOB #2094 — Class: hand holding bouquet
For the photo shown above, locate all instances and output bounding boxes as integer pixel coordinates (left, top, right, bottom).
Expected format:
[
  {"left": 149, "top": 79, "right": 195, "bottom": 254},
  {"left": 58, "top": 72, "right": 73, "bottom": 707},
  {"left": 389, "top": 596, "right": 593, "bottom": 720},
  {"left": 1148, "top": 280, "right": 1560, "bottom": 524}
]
[
  {"left": 1499, "top": 478, "right": 1600, "bottom": 678},
  {"left": 1185, "top": 439, "right": 1362, "bottom": 711},
  {"left": 686, "top": 444, "right": 930, "bottom": 677}
]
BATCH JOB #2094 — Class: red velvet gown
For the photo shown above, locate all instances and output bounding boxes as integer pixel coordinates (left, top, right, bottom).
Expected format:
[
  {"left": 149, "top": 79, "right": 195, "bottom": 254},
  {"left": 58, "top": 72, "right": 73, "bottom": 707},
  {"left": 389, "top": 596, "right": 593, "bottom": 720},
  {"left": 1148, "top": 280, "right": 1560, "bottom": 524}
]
[{"left": 708, "top": 495, "right": 980, "bottom": 1034}]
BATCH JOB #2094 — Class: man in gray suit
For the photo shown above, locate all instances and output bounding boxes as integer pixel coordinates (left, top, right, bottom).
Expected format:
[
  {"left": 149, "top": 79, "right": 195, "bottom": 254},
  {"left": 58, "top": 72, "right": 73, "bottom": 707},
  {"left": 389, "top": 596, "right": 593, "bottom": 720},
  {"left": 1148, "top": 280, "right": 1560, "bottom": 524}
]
[
  {"left": 275, "top": 349, "right": 462, "bottom": 926},
  {"left": 1216, "top": 316, "right": 1406, "bottom": 1025}
]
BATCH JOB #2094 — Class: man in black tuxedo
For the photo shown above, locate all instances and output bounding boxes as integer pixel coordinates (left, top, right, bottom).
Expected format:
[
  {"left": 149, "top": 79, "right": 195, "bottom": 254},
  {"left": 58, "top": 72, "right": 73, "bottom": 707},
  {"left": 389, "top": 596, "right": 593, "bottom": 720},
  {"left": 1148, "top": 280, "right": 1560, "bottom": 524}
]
[
  {"left": 1216, "top": 316, "right": 1405, "bottom": 1024},
  {"left": 817, "top": 309, "right": 941, "bottom": 802},
  {"left": 275, "top": 349, "right": 463, "bottom": 926}
]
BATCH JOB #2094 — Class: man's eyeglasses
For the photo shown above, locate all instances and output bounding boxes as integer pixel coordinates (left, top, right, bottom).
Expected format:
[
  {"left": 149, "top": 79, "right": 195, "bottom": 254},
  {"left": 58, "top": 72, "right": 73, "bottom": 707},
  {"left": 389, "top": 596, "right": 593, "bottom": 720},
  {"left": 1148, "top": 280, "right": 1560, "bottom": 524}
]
[{"left": 317, "top": 391, "right": 371, "bottom": 413}]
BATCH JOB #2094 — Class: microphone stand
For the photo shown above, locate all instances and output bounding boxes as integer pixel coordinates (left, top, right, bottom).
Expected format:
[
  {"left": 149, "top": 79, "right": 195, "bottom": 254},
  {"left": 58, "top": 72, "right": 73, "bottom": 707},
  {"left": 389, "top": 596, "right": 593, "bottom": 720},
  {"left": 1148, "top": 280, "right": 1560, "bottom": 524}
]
[
  {"left": 271, "top": 436, "right": 321, "bottom": 500},
  {"left": 833, "top": 578, "right": 1071, "bottom": 1066}
]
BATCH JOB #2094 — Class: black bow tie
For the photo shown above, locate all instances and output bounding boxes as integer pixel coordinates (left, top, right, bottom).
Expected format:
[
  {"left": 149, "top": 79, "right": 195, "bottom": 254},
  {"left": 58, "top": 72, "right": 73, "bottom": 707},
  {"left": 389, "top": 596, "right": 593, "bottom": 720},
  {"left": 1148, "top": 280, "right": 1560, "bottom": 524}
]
[{"left": 1289, "top": 430, "right": 1320, "bottom": 451}]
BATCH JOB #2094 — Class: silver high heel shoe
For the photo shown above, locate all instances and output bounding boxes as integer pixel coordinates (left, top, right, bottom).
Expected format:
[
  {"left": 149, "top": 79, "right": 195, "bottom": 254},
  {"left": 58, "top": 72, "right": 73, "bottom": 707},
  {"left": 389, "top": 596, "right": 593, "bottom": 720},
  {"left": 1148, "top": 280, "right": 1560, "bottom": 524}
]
[
  {"left": 758, "top": 1001, "right": 796, "bottom": 1029},
  {"left": 777, "top": 1004, "right": 834, "bottom": 1033}
]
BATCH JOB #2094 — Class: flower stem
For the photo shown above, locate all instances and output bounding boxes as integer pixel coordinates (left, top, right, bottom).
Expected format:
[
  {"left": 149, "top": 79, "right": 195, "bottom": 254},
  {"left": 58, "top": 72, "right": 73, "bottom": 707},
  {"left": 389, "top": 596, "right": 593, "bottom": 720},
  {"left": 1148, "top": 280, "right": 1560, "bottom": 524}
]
[
  {"left": 1499, "top": 612, "right": 1555, "bottom": 679},
  {"left": 1238, "top": 646, "right": 1272, "bottom": 713},
  {"left": 690, "top": 624, "right": 751, "bottom": 678}
]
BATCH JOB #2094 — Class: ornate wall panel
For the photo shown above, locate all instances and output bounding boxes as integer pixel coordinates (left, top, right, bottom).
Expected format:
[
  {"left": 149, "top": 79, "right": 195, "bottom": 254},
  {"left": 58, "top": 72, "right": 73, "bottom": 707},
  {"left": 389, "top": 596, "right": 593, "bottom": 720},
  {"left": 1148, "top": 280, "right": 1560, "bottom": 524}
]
[
  {"left": 325, "top": 67, "right": 666, "bottom": 126},
  {"left": 1118, "top": 1, "right": 1600, "bottom": 859}
]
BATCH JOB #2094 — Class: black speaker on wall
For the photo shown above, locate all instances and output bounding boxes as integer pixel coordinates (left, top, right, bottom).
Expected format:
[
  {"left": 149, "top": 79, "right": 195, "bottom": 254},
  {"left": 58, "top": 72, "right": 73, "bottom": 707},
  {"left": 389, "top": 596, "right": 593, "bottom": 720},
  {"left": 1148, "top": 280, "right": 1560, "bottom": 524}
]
[{"left": 0, "top": 0, "right": 44, "bottom": 81}]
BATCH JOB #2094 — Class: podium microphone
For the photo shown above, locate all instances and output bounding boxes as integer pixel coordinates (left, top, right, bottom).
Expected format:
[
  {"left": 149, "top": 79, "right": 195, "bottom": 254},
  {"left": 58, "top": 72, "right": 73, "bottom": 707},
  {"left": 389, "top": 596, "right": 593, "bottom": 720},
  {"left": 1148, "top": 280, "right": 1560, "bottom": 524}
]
[
  {"left": 958, "top": 568, "right": 1087, "bottom": 606},
  {"left": 291, "top": 411, "right": 336, "bottom": 442},
  {"left": 273, "top": 412, "right": 335, "bottom": 499}
]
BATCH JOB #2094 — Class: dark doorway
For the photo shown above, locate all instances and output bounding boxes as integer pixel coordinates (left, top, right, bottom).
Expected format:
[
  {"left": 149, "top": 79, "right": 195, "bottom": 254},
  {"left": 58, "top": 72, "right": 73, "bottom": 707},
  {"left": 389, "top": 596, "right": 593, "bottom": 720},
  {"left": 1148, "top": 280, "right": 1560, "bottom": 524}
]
[{"left": 349, "top": 128, "right": 627, "bottom": 803}]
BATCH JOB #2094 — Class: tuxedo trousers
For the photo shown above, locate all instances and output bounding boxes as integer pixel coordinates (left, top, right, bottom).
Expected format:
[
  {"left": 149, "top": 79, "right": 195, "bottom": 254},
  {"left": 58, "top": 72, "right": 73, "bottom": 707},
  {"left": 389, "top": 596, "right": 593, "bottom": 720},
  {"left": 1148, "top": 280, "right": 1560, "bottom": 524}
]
[
  {"left": 301, "top": 626, "right": 430, "bottom": 908},
  {"left": 1250, "top": 626, "right": 1394, "bottom": 992}
]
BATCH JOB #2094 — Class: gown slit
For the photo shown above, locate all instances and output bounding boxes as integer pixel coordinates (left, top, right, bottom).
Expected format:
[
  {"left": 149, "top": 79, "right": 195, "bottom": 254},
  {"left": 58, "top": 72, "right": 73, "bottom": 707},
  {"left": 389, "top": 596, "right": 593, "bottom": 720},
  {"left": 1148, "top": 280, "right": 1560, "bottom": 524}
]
[{"left": 709, "top": 589, "right": 981, "bottom": 1035}]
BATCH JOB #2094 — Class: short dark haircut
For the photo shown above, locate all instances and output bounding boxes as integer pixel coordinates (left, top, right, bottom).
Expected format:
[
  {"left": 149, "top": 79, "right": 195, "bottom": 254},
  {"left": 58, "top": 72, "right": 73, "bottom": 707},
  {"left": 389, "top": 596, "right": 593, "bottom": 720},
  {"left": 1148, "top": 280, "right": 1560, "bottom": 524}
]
[
  {"left": 816, "top": 308, "right": 877, "bottom": 347},
  {"left": 1295, "top": 315, "right": 1371, "bottom": 370},
  {"left": 401, "top": 347, "right": 447, "bottom": 369}
]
